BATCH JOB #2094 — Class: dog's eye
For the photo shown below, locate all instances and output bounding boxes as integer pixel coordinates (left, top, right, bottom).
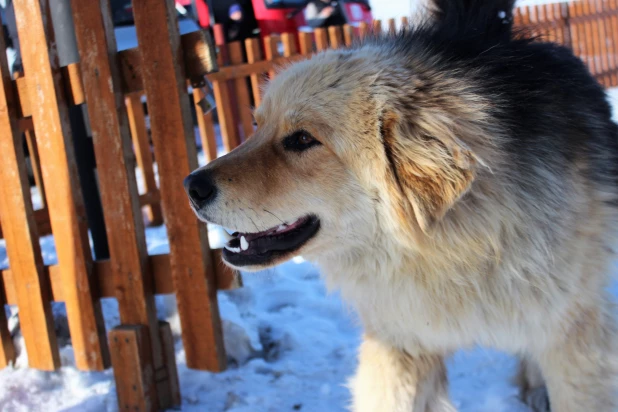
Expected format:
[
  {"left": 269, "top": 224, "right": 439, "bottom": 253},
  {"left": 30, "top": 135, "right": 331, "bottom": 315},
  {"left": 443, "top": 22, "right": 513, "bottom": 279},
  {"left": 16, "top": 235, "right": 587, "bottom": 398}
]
[{"left": 282, "top": 131, "right": 321, "bottom": 152}]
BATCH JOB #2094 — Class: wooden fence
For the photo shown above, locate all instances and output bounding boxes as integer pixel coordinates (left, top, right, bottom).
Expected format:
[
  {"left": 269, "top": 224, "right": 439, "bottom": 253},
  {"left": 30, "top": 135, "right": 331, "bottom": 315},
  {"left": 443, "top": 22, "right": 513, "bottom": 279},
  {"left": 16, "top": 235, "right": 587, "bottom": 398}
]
[{"left": 0, "top": 0, "right": 616, "bottom": 410}]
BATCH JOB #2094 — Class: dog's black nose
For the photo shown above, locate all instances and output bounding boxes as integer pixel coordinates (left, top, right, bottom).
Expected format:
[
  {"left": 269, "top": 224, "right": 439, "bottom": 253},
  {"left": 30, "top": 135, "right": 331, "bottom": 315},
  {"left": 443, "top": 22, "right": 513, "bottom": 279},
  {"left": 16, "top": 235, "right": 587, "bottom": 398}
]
[{"left": 184, "top": 170, "right": 217, "bottom": 207}]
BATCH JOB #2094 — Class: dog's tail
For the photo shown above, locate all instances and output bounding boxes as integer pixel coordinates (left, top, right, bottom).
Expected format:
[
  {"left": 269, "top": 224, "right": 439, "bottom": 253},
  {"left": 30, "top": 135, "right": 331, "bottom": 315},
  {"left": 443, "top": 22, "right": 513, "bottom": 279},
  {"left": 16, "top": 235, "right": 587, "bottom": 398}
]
[{"left": 428, "top": 0, "right": 517, "bottom": 44}]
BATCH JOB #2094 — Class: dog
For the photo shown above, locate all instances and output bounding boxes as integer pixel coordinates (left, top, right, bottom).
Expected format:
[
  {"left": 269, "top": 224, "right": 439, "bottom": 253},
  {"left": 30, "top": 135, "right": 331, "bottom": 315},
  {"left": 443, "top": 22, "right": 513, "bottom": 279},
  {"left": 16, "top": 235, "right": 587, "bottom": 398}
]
[{"left": 184, "top": 0, "right": 618, "bottom": 410}]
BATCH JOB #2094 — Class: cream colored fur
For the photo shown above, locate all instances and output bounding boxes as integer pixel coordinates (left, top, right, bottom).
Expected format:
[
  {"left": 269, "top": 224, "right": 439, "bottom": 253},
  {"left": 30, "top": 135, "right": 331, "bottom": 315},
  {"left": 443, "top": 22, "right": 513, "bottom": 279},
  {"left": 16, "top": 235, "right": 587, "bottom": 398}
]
[{"left": 191, "top": 43, "right": 618, "bottom": 411}]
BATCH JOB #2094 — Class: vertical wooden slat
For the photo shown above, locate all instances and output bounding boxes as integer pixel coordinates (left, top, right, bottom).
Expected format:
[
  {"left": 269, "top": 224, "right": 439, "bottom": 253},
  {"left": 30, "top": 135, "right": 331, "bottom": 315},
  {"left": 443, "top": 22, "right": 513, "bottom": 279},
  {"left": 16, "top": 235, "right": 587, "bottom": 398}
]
[
  {"left": 282, "top": 32, "right": 297, "bottom": 57},
  {"left": 0, "top": 88, "right": 60, "bottom": 367},
  {"left": 314, "top": 28, "right": 329, "bottom": 51},
  {"left": 328, "top": 26, "right": 344, "bottom": 49},
  {"left": 24, "top": 129, "right": 46, "bottom": 208},
  {"left": 109, "top": 326, "right": 156, "bottom": 412},
  {"left": 343, "top": 24, "right": 354, "bottom": 47},
  {"left": 298, "top": 32, "right": 314, "bottom": 56},
  {"left": 126, "top": 95, "right": 163, "bottom": 226},
  {"left": 70, "top": 0, "right": 177, "bottom": 407},
  {"left": 192, "top": 88, "right": 218, "bottom": 162},
  {"left": 373, "top": 20, "right": 383, "bottom": 35},
  {"left": 14, "top": 0, "right": 109, "bottom": 371},
  {"left": 358, "top": 21, "right": 369, "bottom": 39},
  {"left": 131, "top": 0, "right": 225, "bottom": 371},
  {"left": 228, "top": 41, "right": 254, "bottom": 142},
  {"left": 158, "top": 321, "right": 181, "bottom": 406},
  {"left": 245, "top": 37, "right": 264, "bottom": 107},
  {"left": 0, "top": 281, "right": 15, "bottom": 368},
  {"left": 388, "top": 18, "right": 397, "bottom": 34},
  {"left": 0, "top": 23, "right": 52, "bottom": 371},
  {"left": 264, "top": 35, "right": 280, "bottom": 79},
  {"left": 401, "top": 16, "right": 409, "bottom": 29},
  {"left": 212, "top": 25, "right": 240, "bottom": 152}
]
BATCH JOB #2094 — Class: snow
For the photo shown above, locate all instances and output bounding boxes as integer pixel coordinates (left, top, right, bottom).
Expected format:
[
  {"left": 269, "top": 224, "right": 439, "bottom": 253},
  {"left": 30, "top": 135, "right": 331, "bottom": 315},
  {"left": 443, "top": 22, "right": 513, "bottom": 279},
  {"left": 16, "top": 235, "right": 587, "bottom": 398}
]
[{"left": 1, "top": 23, "right": 618, "bottom": 411}]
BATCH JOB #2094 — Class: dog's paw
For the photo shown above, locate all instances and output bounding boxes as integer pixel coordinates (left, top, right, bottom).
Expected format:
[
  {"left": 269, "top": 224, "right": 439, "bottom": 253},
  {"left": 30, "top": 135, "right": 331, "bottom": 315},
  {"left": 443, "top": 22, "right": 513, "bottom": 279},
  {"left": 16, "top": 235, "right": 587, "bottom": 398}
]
[{"left": 522, "top": 386, "right": 550, "bottom": 412}]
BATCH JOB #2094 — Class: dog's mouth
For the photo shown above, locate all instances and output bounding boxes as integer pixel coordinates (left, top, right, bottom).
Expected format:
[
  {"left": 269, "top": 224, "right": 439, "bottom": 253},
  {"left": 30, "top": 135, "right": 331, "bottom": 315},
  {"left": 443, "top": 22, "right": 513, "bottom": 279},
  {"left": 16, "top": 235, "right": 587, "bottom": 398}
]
[{"left": 221, "top": 215, "right": 320, "bottom": 267}]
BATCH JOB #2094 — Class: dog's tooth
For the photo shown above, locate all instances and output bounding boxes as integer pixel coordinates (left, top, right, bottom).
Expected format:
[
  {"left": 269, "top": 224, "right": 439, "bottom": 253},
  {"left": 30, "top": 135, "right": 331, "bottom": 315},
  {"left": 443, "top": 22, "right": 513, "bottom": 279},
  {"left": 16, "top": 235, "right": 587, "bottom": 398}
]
[
  {"left": 277, "top": 224, "right": 287, "bottom": 232},
  {"left": 240, "top": 236, "right": 249, "bottom": 251},
  {"left": 222, "top": 230, "right": 234, "bottom": 241}
]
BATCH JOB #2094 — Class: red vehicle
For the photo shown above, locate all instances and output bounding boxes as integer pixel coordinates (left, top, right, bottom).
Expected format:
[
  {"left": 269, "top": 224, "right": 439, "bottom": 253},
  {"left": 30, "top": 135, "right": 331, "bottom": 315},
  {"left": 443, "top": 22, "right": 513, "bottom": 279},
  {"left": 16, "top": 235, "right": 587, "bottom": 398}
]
[{"left": 177, "top": 0, "right": 372, "bottom": 41}]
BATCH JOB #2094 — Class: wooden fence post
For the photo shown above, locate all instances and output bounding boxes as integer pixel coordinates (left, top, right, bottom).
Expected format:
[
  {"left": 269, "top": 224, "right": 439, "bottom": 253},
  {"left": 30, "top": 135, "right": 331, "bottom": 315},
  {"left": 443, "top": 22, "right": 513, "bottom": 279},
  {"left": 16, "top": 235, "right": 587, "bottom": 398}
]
[
  {"left": 212, "top": 24, "right": 241, "bottom": 152},
  {"left": 0, "top": 26, "right": 59, "bottom": 371},
  {"left": 14, "top": 0, "right": 109, "bottom": 371},
  {"left": 245, "top": 37, "right": 264, "bottom": 107},
  {"left": 228, "top": 41, "right": 255, "bottom": 141},
  {"left": 125, "top": 94, "right": 164, "bottom": 226},
  {"left": 70, "top": 0, "right": 179, "bottom": 408},
  {"left": 131, "top": 0, "right": 226, "bottom": 371}
]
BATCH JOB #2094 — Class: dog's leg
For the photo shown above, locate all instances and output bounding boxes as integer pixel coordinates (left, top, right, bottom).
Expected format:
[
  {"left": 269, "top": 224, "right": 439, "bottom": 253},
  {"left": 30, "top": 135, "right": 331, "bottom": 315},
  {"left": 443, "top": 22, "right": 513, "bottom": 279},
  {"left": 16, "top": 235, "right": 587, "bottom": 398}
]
[
  {"left": 537, "top": 305, "right": 618, "bottom": 411},
  {"left": 514, "top": 357, "right": 550, "bottom": 412},
  {"left": 349, "top": 335, "right": 455, "bottom": 412}
]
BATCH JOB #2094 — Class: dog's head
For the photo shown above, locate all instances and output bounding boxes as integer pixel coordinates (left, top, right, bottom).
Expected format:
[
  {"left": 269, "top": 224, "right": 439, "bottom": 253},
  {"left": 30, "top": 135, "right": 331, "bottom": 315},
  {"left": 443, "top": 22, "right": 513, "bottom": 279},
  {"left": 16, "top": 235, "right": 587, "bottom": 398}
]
[{"left": 184, "top": 46, "right": 497, "bottom": 271}]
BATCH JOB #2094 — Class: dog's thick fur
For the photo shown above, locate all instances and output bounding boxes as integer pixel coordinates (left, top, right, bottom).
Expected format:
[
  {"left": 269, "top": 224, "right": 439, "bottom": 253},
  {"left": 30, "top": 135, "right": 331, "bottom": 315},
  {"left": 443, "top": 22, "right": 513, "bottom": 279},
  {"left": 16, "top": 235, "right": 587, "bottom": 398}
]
[{"left": 187, "top": 0, "right": 618, "bottom": 410}]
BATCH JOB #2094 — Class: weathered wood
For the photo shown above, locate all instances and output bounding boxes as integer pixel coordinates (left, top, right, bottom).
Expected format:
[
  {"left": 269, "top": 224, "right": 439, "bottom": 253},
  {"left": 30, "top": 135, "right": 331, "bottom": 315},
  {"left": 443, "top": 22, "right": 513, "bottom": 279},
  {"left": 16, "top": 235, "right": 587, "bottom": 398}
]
[
  {"left": 314, "top": 28, "right": 329, "bottom": 51},
  {"left": 299, "top": 32, "right": 314, "bottom": 56},
  {"left": 2, "top": 250, "right": 240, "bottom": 306},
  {"left": 328, "top": 26, "right": 344, "bottom": 49},
  {"left": 388, "top": 18, "right": 396, "bottom": 34},
  {"left": 24, "top": 129, "right": 47, "bottom": 208},
  {"left": 193, "top": 87, "right": 218, "bottom": 162},
  {"left": 132, "top": 0, "right": 225, "bottom": 371},
  {"left": 343, "top": 24, "right": 354, "bottom": 47},
  {"left": 373, "top": 20, "right": 383, "bottom": 34},
  {"left": 282, "top": 32, "right": 297, "bottom": 57},
  {"left": 70, "top": 0, "right": 176, "bottom": 407},
  {"left": 109, "top": 326, "right": 156, "bottom": 412},
  {"left": 125, "top": 94, "right": 163, "bottom": 226},
  {"left": 0, "top": 278, "right": 15, "bottom": 368},
  {"left": 212, "top": 25, "right": 241, "bottom": 152},
  {"left": 0, "top": 25, "right": 60, "bottom": 371},
  {"left": 244, "top": 37, "right": 264, "bottom": 107},
  {"left": 158, "top": 321, "right": 181, "bottom": 407},
  {"left": 228, "top": 41, "right": 255, "bottom": 141},
  {"left": 14, "top": 0, "right": 109, "bottom": 371},
  {"left": 264, "top": 35, "right": 281, "bottom": 79},
  {"left": 358, "top": 21, "right": 369, "bottom": 39}
]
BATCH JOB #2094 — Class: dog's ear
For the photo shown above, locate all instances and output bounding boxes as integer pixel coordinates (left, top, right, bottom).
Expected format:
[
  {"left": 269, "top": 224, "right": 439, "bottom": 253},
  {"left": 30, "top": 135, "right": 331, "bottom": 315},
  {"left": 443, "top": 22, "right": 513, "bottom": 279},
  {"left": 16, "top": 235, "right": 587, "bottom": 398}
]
[{"left": 381, "top": 110, "right": 479, "bottom": 234}]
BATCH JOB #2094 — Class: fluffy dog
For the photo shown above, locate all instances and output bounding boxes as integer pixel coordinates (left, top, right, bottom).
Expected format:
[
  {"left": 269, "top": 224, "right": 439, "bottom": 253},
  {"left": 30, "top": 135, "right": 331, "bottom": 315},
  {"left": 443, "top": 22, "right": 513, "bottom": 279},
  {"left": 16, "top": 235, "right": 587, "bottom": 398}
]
[{"left": 184, "top": 0, "right": 618, "bottom": 410}]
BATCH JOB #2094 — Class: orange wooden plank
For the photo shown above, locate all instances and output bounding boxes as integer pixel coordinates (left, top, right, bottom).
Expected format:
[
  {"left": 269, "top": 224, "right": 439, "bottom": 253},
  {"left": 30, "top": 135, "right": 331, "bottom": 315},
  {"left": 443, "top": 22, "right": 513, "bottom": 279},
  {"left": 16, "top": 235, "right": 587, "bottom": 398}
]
[
  {"left": 245, "top": 37, "right": 264, "bottom": 107},
  {"left": 2, "top": 250, "right": 237, "bottom": 307},
  {"left": 14, "top": 0, "right": 109, "bottom": 371},
  {"left": 125, "top": 94, "right": 164, "bottom": 226},
  {"left": 158, "top": 321, "right": 181, "bottom": 407},
  {"left": 299, "top": 31, "right": 314, "bottom": 55},
  {"left": 388, "top": 18, "right": 396, "bottom": 34},
  {"left": 264, "top": 35, "right": 280, "bottom": 79},
  {"left": 281, "top": 32, "right": 297, "bottom": 56},
  {"left": 212, "top": 26, "right": 241, "bottom": 152},
  {"left": 24, "top": 129, "right": 46, "bottom": 208},
  {"left": 328, "top": 26, "right": 344, "bottom": 49},
  {"left": 109, "top": 326, "right": 157, "bottom": 412},
  {"left": 0, "top": 28, "right": 59, "bottom": 371},
  {"left": 131, "top": 0, "right": 225, "bottom": 371},
  {"left": 373, "top": 20, "right": 383, "bottom": 35},
  {"left": 343, "top": 24, "right": 354, "bottom": 47},
  {"left": 70, "top": 0, "right": 175, "bottom": 407},
  {"left": 0, "top": 278, "right": 15, "bottom": 368},
  {"left": 358, "top": 21, "right": 369, "bottom": 39},
  {"left": 193, "top": 88, "right": 218, "bottom": 162},
  {"left": 314, "top": 28, "right": 329, "bottom": 51},
  {"left": 228, "top": 41, "right": 255, "bottom": 142}
]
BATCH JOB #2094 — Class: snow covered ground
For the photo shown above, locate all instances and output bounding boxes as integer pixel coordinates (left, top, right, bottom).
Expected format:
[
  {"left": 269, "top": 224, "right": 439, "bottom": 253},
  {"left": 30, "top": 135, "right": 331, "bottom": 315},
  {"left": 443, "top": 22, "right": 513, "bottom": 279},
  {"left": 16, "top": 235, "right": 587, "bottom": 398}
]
[{"left": 0, "top": 26, "right": 617, "bottom": 410}]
